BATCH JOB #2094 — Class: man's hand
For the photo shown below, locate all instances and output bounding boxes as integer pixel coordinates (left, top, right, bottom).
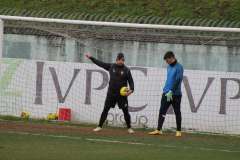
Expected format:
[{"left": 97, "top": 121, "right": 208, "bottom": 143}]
[
  {"left": 165, "top": 91, "right": 173, "bottom": 102},
  {"left": 126, "top": 90, "right": 133, "bottom": 96},
  {"left": 85, "top": 53, "right": 92, "bottom": 59}
]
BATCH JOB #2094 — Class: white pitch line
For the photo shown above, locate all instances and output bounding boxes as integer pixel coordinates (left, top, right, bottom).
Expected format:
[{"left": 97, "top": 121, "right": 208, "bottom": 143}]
[
  {"left": 185, "top": 131, "right": 240, "bottom": 139},
  {"left": 86, "top": 138, "right": 152, "bottom": 146},
  {"left": 6, "top": 131, "right": 84, "bottom": 140},
  {"left": 86, "top": 138, "right": 178, "bottom": 149},
  {"left": 3, "top": 131, "right": 240, "bottom": 153},
  {"left": 86, "top": 138, "right": 240, "bottom": 153},
  {"left": 199, "top": 147, "right": 240, "bottom": 153}
]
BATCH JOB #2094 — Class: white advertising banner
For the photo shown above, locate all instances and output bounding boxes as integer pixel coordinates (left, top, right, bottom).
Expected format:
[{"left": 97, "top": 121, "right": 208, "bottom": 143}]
[{"left": 0, "top": 58, "right": 239, "bottom": 134}]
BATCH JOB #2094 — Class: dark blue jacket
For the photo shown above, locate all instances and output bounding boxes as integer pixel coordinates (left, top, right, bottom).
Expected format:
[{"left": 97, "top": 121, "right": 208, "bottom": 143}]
[{"left": 163, "top": 61, "right": 184, "bottom": 95}]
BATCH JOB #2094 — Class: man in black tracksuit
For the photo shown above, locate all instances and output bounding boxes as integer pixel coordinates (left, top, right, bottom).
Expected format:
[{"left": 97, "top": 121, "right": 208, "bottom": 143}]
[{"left": 86, "top": 53, "right": 135, "bottom": 133}]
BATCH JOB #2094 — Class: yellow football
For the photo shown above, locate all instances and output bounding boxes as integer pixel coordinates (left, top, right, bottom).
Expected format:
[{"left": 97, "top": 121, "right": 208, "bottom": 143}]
[
  {"left": 47, "top": 113, "right": 58, "bottom": 120},
  {"left": 120, "top": 86, "right": 128, "bottom": 96},
  {"left": 21, "top": 111, "right": 30, "bottom": 119}
]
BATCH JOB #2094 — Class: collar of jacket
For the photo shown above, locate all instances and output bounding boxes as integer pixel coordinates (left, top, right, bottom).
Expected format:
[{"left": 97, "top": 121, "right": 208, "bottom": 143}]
[{"left": 170, "top": 60, "right": 177, "bottom": 67}]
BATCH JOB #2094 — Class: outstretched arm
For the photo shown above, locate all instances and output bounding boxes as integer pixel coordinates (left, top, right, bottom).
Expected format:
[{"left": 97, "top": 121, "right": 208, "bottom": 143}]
[{"left": 86, "top": 54, "right": 111, "bottom": 71}]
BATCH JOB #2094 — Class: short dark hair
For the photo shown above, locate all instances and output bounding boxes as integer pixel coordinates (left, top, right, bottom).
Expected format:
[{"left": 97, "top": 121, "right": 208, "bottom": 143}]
[
  {"left": 116, "top": 53, "right": 125, "bottom": 60},
  {"left": 164, "top": 51, "right": 175, "bottom": 60}
]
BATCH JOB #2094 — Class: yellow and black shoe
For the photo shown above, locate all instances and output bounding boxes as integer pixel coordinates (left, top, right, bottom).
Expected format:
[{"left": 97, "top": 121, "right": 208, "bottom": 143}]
[
  {"left": 148, "top": 130, "right": 163, "bottom": 135},
  {"left": 175, "top": 131, "right": 182, "bottom": 137}
]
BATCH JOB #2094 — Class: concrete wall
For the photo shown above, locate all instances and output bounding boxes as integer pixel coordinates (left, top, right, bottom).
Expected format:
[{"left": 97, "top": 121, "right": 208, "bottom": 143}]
[{"left": 3, "top": 34, "right": 240, "bottom": 72}]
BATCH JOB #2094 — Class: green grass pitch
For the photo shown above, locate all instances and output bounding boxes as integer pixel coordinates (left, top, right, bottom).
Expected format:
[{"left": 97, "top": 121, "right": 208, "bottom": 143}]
[{"left": 0, "top": 120, "right": 239, "bottom": 160}]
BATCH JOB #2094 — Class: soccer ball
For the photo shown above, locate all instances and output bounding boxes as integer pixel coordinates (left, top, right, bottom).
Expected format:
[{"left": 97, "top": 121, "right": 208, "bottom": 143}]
[
  {"left": 47, "top": 113, "right": 58, "bottom": 120},
  {"left": 120, "top": 86, "right": 128, "bottom": 96},
  {"left": 21, "top": 111, "right": 30, "bottom": 119}
]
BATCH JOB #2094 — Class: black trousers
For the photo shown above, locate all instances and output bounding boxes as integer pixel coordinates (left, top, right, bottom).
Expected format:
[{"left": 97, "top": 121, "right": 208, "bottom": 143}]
[
  {"left": 98, "top": 94, "right": 131, "bottom": 128},
  {"left": 157, "top": 94, "right": 182, "bottom": 131}
]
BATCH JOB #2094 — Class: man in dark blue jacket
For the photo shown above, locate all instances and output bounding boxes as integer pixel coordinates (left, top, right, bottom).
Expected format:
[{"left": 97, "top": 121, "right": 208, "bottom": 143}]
[{"left": 149, "top": 51, "right": 184, "bottom": 137}]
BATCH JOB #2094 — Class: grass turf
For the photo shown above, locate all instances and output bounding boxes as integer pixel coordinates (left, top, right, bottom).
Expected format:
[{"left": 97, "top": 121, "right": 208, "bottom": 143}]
[{"left": 0, "top": 121, "right": 240, "bottom": 160}]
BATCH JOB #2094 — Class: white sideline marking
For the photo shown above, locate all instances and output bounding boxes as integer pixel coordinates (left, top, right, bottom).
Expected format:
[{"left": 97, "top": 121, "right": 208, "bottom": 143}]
[
  {"left": 185, "top": 130, "right": 240, "bottom": 138},
  {"left": 86, "top": 138, "right": 152, "bottom": 146},
  {"left": 86, "top": 138, "right": 178, "bottom": 149},
  {"left": 4, "top": 131, "right": 240, "bottom": 153}
]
